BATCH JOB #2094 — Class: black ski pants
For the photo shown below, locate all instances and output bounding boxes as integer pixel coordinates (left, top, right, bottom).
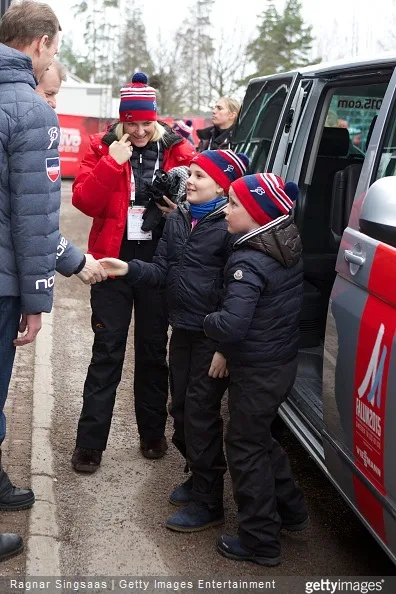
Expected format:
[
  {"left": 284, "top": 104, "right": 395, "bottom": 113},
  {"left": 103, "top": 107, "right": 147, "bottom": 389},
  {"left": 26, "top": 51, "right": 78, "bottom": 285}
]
[
  {"left": 226, "top": 358, "right": 307, "bottom": 557},
  {"left": 76, "top": 273, "right": 169, "bottom": 452},
  {"left": 169, "top": 328, "right": 228, "bottom": 505}
]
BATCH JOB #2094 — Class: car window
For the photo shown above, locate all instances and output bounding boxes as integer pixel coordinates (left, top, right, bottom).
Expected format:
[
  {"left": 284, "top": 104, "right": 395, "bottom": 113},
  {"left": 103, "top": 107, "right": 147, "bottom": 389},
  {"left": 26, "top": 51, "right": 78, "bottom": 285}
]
[
  {"left": 324, "top": 83, "right": 387, "bottom": 156},
  {"left": 374, "top": 99, "right": 396, "bottom": 180},
  {"left": 233, "top": 77, "right": 293, "bottom": 146}
]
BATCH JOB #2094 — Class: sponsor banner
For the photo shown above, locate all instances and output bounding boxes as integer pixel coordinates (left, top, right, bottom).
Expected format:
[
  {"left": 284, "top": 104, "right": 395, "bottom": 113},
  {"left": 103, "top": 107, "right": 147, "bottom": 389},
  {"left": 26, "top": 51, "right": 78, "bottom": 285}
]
[{"left": 57, "top": 114, "right": 210, "bottom": 178}]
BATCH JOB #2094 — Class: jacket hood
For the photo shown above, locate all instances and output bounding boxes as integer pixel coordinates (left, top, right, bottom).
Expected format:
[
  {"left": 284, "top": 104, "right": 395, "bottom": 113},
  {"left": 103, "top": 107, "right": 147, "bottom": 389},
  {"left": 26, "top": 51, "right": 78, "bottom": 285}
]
[
  {"left": 101, "top": 120, "right": 183, "bottom": 149},
  {"left": 234, "top": 214, "right": 302, "bottom": 268},
  {"left": 0, "top": 43, "right": 36, "bottom": 88}
]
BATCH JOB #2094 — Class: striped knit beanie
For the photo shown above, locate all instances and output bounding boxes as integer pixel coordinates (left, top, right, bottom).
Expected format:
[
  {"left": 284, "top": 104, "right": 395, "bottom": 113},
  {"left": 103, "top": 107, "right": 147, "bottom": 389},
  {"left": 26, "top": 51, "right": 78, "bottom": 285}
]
[
  {"left": 230, "top": 173, "right": 299, "bottom": 226},
  {"left": 191, "top": 150, "right": 249, "bottom": 192},
  {"left": 173, "top": 119, "right": 194, "bottom": 139},
  {"left": 119, "top": 72, "right": 157, "bottom": 122}
]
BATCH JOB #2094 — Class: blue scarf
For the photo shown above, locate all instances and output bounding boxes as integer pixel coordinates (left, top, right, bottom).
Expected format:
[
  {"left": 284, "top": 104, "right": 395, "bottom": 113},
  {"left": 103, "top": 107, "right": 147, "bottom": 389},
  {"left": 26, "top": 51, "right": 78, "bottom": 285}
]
[{"left": 189, "top": 197, "right": 227, "bottom": 220}]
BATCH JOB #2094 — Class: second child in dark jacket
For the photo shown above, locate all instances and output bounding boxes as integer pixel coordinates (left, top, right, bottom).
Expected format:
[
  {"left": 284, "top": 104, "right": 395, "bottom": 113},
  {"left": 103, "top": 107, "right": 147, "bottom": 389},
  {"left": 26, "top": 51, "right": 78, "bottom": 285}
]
[
  {"left": 204, "top": 173, "right": 308, "bottom": 567},
  {"left": 100, "top": 150, "right": 249, "bottom": 532}
]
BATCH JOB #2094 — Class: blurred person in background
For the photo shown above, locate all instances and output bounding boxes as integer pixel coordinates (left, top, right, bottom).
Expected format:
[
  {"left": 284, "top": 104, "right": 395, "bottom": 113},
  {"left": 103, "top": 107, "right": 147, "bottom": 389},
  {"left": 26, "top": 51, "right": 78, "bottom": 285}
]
[
  {"left": 173, "top": 119, "right": 195, "bottom": 146},
  {"left": 196, "top": 97, "right": 240, "bottom": 152},
  {"left": 71, "top": 73, "right": 195, "bottom": 473}
]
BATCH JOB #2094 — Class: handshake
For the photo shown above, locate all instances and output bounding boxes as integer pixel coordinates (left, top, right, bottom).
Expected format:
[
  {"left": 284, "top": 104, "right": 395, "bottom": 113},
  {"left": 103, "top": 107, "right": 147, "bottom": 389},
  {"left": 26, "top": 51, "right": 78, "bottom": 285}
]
[{"left": 76, "top": 254, "right": 109, "bottom": 285}]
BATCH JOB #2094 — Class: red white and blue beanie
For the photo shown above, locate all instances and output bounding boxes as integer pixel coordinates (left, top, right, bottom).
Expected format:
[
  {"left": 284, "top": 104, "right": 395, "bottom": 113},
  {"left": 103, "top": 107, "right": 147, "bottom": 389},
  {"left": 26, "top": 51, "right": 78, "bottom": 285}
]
[
  {"left": 173, "top": 119, "right": 193, "bottom": 139},
  {"left": 230, "top": 173, "right": 299, "bottom": 226},
  {"left": 119, "top": 72, "right": 157, "bottom": 122},
  {"left": 191, "top": 150, "right": 249, "bottom": 192}
]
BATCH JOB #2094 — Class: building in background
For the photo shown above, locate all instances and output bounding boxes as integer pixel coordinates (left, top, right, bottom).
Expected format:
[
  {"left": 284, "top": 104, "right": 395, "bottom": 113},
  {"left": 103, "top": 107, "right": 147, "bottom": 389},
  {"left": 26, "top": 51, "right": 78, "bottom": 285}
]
[{"left": 56, "top": 72, "right": 115, "bottom": 177}]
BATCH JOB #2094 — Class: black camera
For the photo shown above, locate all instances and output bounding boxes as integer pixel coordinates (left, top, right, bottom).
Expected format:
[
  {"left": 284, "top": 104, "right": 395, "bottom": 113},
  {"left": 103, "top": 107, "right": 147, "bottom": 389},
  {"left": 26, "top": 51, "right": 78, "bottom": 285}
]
[
  {"left": 145, "top": 169, "right": 184, "bottom": 207},
  {"left": 141, "top": 166, "right": 189, "bottom": 232}
]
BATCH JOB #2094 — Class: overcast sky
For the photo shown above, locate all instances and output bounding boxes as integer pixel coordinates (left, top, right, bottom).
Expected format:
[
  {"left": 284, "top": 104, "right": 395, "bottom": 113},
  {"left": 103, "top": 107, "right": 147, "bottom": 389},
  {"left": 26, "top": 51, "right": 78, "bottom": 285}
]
[{"left": 46, "top": 0, "right": 396, "bottom": 63}]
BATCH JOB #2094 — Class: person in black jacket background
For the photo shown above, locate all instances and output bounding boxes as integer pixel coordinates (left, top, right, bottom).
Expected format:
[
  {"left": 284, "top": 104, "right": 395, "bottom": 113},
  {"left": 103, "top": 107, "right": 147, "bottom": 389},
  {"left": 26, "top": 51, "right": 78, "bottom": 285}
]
[
  {"left": 99, "top": 150, "right": 248, "bottom": 533},
  {"left": 196, "top": 97, "right": 240, "bottom": 152},
  {"left": 204, "top": 173, "right": 308, "bottom": 567}
]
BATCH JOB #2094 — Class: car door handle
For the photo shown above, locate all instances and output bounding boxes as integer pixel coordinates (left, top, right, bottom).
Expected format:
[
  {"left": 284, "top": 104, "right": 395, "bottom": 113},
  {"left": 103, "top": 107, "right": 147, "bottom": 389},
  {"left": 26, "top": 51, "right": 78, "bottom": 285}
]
[{"left": 344, "top": 249, "right": 366, "bottom": 267}]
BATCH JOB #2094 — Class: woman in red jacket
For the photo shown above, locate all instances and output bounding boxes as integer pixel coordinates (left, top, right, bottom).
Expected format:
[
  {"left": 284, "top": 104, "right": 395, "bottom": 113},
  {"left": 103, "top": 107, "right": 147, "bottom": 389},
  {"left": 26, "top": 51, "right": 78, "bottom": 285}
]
[{"left": 71, "top": 73, "right": 195, "bottom": 472}]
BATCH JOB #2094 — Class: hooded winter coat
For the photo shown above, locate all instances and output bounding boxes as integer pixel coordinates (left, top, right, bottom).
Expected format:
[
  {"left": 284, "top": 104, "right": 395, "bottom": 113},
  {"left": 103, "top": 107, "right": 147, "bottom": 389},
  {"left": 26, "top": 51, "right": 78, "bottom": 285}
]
[
  {"left": 72, "top": 124, "right": 195, "bottom": 259},
  {"left": 0, "top": 43, "right": 84, "bottom": 314},
  {"left": 204, "top": 215, "right": 303, "bottom": 367},
  {"left": 196, "top": 123, "right": 236, "bottom": 152}
]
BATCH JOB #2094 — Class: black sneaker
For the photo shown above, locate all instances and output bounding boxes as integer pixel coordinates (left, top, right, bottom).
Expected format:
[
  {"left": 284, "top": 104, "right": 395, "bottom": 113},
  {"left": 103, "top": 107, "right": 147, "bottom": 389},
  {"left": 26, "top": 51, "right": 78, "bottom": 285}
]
[
  {"left": 71, "top": 447, "right": 102, "bottom": 473},
  {"left": 217, "top": 535, "right": 281, "bottom": 567},
  {"left": 140, "top": 436, "right": 168, "bottom": 460},
  {"left": 0, "top": 468, "right": 35, "bottom": 511}
]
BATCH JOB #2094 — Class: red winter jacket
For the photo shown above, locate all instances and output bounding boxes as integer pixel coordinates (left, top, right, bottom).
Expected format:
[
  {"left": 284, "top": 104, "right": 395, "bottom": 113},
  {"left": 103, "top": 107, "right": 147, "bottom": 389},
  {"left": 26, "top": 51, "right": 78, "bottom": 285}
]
[{"left": 72, "top": 128, "right": 195, "bottom": 259}]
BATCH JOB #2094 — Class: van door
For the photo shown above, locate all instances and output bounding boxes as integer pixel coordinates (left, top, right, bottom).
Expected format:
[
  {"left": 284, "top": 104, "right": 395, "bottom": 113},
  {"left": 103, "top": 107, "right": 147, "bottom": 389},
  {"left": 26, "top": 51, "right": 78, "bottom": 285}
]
[
  {"left": 323, "top": 71, "right": 396, "bottom": 558},
  {"left": 232, "top": 73, "right": 304, "bottom": 173}
]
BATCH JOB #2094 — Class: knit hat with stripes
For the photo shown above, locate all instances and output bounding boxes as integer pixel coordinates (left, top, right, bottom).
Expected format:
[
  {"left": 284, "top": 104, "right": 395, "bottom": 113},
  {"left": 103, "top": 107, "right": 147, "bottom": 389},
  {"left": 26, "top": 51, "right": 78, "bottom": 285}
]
[
  {"left": 230, "top": 173, "right": 299, "bottom": 226},
  {"left": 119, "top": 72, "right": 157, "bottom": 122},
  {"left": 191, "top": 150, "right": 249, "bottom": 193},
  {"left": 173, "top": 119, "right": 194, "bottom": 139}
]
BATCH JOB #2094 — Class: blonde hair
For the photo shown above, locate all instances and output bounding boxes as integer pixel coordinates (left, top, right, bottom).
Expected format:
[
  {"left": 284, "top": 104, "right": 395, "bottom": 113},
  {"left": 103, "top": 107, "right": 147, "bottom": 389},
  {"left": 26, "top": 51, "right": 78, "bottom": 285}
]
[
  {"left": 115, "top": 121, "right": 166, "bottom": 143},
  {"left": 219, "top": 97, "right": 241, "bottom": 116}
]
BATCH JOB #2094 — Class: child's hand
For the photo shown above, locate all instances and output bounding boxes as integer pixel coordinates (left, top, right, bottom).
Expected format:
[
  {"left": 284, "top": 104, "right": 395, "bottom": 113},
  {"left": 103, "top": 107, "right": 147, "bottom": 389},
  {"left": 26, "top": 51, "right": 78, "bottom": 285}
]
[
  {"left": 98, "top": 258, "right": 129, "bottom": 276},
  {"left": 208, "top": 351, "right": 229, "bottom": 379}
]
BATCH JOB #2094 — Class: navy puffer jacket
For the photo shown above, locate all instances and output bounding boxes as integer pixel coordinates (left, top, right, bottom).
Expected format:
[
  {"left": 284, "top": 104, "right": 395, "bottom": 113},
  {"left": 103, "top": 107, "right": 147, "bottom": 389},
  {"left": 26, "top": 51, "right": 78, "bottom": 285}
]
[
  {"left": 204, "top": 215, "right": 303, "bottom": 367},
  {"left": 0, "top": 44, "right": 83, "bottom": 314},
  {"left": 126, "top": 202, "right": 235, "bottom": 330}
]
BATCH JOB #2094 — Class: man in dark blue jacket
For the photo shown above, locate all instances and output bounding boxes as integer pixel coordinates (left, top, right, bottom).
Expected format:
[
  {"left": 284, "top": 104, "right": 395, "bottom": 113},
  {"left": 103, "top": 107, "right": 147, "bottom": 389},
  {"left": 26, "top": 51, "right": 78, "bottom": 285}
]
[
  {"left": 204, "top": 173, "right": 308, "bottom": 567},
  {"left": 0, "top": 0, "right": 106, "bottom": 561}
]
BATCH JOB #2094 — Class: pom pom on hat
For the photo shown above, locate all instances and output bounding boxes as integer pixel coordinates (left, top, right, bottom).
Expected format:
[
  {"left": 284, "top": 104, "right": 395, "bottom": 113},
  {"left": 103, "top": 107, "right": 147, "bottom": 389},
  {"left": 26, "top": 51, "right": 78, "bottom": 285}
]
[
  {"left": 119, "top": 72, "right": 157, "bottom": 122},
  {"left": 131, "top": 72, "right": 148, "bottom": 84},
  {"left": 191, "top": 150, "right": 249, "bottom": 193},
  {"left": 284, "top": 181, "right": 299, "bottom": 203},
  {"left": 230, "top": 173, "right": 298, "bottom": 226}
]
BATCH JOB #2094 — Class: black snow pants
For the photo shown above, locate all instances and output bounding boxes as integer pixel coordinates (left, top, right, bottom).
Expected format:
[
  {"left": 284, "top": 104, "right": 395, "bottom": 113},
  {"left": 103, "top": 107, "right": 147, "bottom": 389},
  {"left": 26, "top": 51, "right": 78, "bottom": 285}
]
[
  {"left": 169, "top": 328, "right": 228, "bottom": 505},
  {"left": 226, "top": 358, "right": 307, "bottom": 557},
  {"left": 76, "top": 242, "right": 169, "bottom": 451}
]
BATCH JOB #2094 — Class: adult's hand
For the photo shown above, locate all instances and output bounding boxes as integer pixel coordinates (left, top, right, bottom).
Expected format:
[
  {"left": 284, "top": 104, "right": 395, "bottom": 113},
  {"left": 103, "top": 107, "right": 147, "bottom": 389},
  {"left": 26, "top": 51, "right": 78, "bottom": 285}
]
[
  {"left": 14, "top": 313, "right": 42, "bottom": 347},
  {"left": 109, "top": 133, "right": 132, "bottom": 165},
  {"left": 208, "top": 351, "right": 229, "bottom": 379},
  {"left": 98, "top": 258, "right": 128, "bottom": 277},
  {"left": 76, "top": 254, "right": 108, "bottom": 285},
  {"left": 156, "top": 196, "right": 177, "bottom": 217}
]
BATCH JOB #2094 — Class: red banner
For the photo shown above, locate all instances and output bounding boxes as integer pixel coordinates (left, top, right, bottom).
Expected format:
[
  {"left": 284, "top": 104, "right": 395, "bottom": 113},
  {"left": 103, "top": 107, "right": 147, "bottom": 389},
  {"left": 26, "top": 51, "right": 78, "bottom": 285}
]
[{"left": 58, "top": 114, "right": 210, "bottom": 178}]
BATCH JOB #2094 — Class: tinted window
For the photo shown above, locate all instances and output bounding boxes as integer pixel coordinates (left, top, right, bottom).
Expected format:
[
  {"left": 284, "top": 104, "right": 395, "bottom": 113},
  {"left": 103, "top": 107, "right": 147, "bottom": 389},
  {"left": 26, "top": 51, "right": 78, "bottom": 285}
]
[
  {"left": 233, "top": 77, "right": 292, "bottom": 145},
  {"left": 374, "top": 99, "right": 396, "bottom": 180},
  {"left": 325, "top": 83, "right": 387, "bottom": 156}
]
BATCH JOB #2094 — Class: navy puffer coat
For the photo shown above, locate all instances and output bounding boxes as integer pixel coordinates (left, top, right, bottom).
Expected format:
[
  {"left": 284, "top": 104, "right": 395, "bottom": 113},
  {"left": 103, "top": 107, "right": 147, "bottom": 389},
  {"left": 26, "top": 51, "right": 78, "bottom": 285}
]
[
  {"left": 126, "top": 202, "right": 236, "bottom": 331},
  {"left": 204, "top": 215, "right": 303, "bottom": 367},
  {"left": 0, "top": 43, "right": 83, "bottom": 314}
]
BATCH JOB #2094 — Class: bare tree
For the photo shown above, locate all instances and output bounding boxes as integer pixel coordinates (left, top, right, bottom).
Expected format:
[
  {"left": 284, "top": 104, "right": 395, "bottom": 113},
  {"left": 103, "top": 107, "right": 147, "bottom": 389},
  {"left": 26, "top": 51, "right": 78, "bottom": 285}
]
[{"left": 205, "top": 26, "right": 250, "bottom": 103}]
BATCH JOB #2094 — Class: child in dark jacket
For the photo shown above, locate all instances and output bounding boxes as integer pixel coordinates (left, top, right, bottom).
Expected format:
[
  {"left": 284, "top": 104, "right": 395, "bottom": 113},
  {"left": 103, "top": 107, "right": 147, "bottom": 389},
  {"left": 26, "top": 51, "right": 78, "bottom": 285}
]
[
  {"left": 204, "top": 172, "right": 308, "bottom": 567},
  {"left": 99, "top": 150, "right": 248, "bottom": 532}
]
